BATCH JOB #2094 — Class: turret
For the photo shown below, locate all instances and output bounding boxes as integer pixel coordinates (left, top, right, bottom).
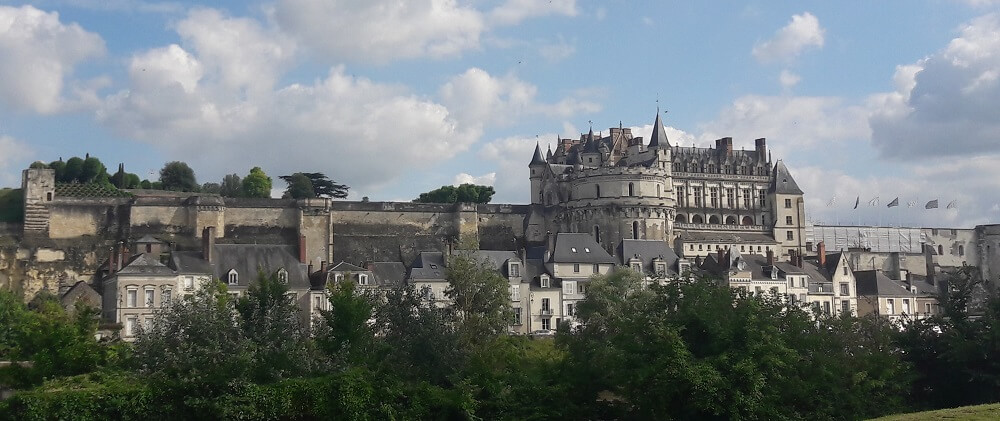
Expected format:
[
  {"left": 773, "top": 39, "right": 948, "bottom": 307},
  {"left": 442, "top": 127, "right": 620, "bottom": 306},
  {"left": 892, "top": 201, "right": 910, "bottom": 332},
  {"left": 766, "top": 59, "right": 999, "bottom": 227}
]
[
  {"left": 648, "top": 110, "right": 671, "bottom": 149},
  {"left": 529, "top": 142, "right": 545, "bottom": 205},
  {"left": 581, "top": 129, "right": 602, "bottom": 166}
]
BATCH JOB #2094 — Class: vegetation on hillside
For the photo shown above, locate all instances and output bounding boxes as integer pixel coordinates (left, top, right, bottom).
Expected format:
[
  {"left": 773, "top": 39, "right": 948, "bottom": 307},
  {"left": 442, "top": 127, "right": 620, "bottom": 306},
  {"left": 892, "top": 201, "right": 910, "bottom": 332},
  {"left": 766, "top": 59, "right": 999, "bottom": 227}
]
[
  {"left": 0, "top": 189, "right": 23, "bottom": 222},
  {"left": 414, "top": 183, "right": 495, "bottom": 204},
  {"left": 2, "top": 263, "right": 999, "bottom": 419}
]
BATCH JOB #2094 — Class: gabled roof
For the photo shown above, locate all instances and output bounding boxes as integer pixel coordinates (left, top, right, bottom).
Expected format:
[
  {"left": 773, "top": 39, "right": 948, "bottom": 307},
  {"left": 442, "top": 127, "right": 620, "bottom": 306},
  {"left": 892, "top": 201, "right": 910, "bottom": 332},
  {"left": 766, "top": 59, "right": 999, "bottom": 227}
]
[
  {"left": 135, "top": 234, "right": 161, "bottom": 244},
  {"left": 464, "top": 250, "right": 519, "bottom": 276},
  {"left": 118, "top": 253, "right": 175, "bottom": 275},
  {"left": 618, "top": 239, "right": 679, "bottom": 275},
  {"left": 648, "top": 110, "right": 670, "bottom": 148},
  {"left": 855, "top": 270, "right": 937, "bottom": 297},
  {"left": 549, "top": 233, "right": 615, "bottom": 264},
  {"left": 329, "top": 261, "right": 368, "bottom": 273},
  {"left": 211, "top": 244, "right": 310, "bottom": 289},
  {"left": 770, "top": 160, "right": 804, "bottom": 195},
  {"left": 371, "top": 262, "right": 407, "bottom": 287},
  {"left": 408, "top": 251, "right": 447, "bottom": 281}
]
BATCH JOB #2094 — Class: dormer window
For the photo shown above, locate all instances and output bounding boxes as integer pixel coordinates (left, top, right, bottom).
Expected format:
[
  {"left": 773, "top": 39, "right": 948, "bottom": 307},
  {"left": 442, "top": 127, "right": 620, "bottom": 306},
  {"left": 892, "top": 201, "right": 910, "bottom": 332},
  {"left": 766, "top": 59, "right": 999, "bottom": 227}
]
[
  {"left": 584, "top": 248, "right": 590, "bottom": 253},
  {"left": 571, "top": 247, "right": 577, "bottom": 253},
  {"left": 540, "top": 275, "right": 550, "bottom": 288},
  {"left": 630, "top": 263, "right": 641, "bottom": 272},
  {"left": 509, "top": 262, "right": 520, "bottom": 277},
  {"left": 655, "top": 263, "right": 666, "bottom": 274},
  {"left": 227, "top": 269, "right": 238, "bottom": 285},
  {"left": 358, "top": 274, "right": 369, "bottom": 286},
  {"left": 277, "top": 268, "right": 288, "bottom": 283}
]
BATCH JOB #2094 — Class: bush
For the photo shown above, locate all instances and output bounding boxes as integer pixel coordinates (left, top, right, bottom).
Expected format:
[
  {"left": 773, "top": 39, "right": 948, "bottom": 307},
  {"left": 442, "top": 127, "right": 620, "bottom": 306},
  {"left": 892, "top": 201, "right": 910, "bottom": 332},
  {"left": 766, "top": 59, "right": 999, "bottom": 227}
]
[{"left": 0, "top": 188, "right": 23, "bottom": 222}]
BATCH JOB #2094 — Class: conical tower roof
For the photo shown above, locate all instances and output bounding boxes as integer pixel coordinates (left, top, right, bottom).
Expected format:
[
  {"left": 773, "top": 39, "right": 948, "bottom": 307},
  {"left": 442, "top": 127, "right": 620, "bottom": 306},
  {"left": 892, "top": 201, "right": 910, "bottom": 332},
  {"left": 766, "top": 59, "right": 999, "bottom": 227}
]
[
  {"left": 529, "top": 142, "right": 546, "bottom": 166},
  {"left": 769, "top": 160, "right": 803, "bottom": 195},
  {"left": 649, "top": 110, "right": 670, "bottom": 148}
]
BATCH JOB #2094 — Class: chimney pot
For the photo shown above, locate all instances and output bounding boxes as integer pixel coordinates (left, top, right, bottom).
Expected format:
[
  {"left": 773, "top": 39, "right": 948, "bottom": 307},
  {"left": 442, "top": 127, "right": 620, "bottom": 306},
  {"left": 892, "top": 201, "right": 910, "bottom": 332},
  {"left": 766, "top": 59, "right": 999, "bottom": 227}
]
[
  {"left": 766, "top": 249, "right": 774, "bottom": 266},
  {"left": 818, "top": 242, "right": 827, "bottom": 267},
  {"left": 320, "top": 261, "right": 328, "bottom": 273}
]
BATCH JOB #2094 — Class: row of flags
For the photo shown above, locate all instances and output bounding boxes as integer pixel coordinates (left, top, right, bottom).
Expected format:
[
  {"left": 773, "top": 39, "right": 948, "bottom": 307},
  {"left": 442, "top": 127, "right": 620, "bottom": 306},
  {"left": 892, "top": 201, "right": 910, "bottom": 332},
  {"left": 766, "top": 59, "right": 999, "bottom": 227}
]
[{"left": 825, "top": 196, "right": 958, "bottom": 210}]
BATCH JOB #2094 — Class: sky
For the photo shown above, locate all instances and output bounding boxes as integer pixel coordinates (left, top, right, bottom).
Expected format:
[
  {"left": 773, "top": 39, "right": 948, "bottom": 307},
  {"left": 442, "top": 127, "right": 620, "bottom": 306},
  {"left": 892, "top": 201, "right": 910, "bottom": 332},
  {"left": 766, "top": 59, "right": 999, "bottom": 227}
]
[{"left": 1, "top": 1, "right": 1000, "bottom": 228}]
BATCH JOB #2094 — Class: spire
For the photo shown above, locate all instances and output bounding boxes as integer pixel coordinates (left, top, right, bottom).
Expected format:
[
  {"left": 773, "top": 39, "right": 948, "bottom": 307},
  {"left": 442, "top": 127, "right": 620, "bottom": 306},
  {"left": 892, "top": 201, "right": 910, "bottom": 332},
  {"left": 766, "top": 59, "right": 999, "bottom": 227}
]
[
  {"left": 529, "top": 142, "right": 546, "bottom": 166},
  {"left": 649, "top": 108, "right": 670, "bottom": 148},
  {"left": 769, "top": 160, "right": 804, "bottom": 195},
  {"left": 546, "top": 145, "right": 553, "bottom": 159},
  {"left": 583, "top": 128, "right": 600, "bottom": 153}
]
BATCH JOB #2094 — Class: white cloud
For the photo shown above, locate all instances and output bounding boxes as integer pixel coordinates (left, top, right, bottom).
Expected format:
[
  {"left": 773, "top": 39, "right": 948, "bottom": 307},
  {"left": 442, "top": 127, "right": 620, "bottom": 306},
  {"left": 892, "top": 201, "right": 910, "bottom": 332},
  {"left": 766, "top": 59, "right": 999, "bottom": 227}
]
[
  {"left": 870, "top": 13, "right": 1000, "bottom": 160},
  {"left": 779, "top": 69, "right": 801, "bottom": 89},
  {"left": 439, "top": 68, "right": 600, "bottom": 129},
  {"left": 0, "top": 135, "right": 32, "bottom": 186},
  {"left": 538, "top": 35, "right": 575, "bottom": 63},
  {"left": 272, "top": 0, "right": 485, "bottom": 64},
  {"left": 454, "top": 172, "right": 496, "bottom": 186},
  {"left": 62, "top": 0, "right": 183, "bottom": 14},
  {"left": 0, "top": 5, "right": 105, "bottom": 113},
  {"left": 489, "top": 0, "right": 577, "bottom": 26},
  {"left": 479, "top": 134, "right": 558, "bottom": 203},
  {"left": 752, "top": 12, "right": 824, "bottom": 62}
]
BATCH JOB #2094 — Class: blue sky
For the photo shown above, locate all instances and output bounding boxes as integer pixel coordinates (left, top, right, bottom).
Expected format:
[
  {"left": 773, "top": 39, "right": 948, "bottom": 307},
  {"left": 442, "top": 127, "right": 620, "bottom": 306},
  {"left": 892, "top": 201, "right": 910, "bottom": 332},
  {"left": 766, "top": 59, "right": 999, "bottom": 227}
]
[{"left": 1, "top": 0, "right": 999, "bottom": 227}]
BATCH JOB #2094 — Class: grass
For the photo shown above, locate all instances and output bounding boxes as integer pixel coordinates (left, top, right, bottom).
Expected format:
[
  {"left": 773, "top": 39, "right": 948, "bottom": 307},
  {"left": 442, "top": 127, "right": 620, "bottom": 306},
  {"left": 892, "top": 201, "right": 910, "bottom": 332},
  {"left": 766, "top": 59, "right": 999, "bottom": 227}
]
[{"left": 870, "top": 403, "right": 1000, "bottom": 421}]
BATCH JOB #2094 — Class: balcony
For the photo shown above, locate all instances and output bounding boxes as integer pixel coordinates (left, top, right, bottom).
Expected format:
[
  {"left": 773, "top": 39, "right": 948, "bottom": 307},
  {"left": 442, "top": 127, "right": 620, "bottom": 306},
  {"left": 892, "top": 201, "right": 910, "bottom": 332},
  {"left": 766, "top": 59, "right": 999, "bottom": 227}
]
[
  {"left": 675, "top": 222, "right": 769, "bottom": 232},
  {"left": 540, "top": 309, "right": 554, "bottom": 317},
  {"left": 671, "top": 172, "right": 770, "bottom": 182}
]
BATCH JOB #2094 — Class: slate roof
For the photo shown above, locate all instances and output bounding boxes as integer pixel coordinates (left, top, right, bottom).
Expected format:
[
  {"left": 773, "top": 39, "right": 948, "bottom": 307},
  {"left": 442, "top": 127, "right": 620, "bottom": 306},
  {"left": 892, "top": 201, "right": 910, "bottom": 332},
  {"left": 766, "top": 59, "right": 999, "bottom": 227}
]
[
  {"left": 329, "top": 261, "right": 368, "bottom": 273},
  {"left": 135, "top": 234, "right": 162, "bottom": 244},
  {"left": 617, "top": 239, "right": 679, "bottom": 275},
  {"left": 211, "top": 244, "right": 310, "bottom": 289},
  {"left": 465, "top": 250, "right": 519, "bottom": 276},
  {"left": 648, "top": 111, "right": 670, "bottom": 147},
  {"left": 408, "top": 252, "right": 447, "bottom": 281},
  {"left": 549, "top": 233, "right": 615, "bottom": 264},
  {"left": 118, "top": 253, "right": 175, "bottom": 275},
  {"left": 530, "top": 142, "right": 546, "bottom": 166},
  {"left": 169, "top": 251, "right": 213, "bottom": 275},
  {"left": 371, "top": 262, "right": 407, "bottom": 287},
  {"left": 855, "top": 270, "right": 937, "bottom": 297},
  {"left": 770, "top": 160, "right": 804, "bottom": 195}
]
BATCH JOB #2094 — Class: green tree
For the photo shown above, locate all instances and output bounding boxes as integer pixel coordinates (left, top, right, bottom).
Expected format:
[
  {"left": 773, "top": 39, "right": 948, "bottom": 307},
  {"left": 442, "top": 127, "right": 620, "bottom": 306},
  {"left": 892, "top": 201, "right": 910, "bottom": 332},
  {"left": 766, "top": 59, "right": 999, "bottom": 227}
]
[
  {"left": 80, "top": 156, "right": 107, "bottom": 184},
  {"left": 28, "top": 161, "right": 48, "bottom": 169},
  {"left": 62, "top": 157, "right": 84, "bottom": 183},
  {"left": 201, "top": 182, "right": 221, "bottom": 194},
  {"left": 124, "top": 173, "right": 141, "bottom": 189},
  {"left": 219, "top": 173, "right": 243, "bottom": 197},
  {"left": 158, "top": 161, "right": 198, "bottom": 192},
  {"left": 241, "top": 167, "right": 272, "bottom": 198},
  {"left": 374, "top": 285, "right": 461, "bottom": 386},
  {"left": 280, "top": 173, "right": 316, "bottom": 199},
  {"left": 445, "top": 253, "right": 511, "bottom": 342},
  {"left": 47, "top": 160, "right": 66, "bottom": 181},
  {"left": 414, "top": 184, "right": 494, "bottom": 204},
  {"left": 235, "top": 271, "right": 315, "bottom": 383},
  {"left": 139, "top": 179, "right": 152, "bottom": 189},
  {"left": 314, "top": 278, "right": 376, "bottom": 367},
  {"left": 301, "top": 173, "right": 348, "bottom": 199}
]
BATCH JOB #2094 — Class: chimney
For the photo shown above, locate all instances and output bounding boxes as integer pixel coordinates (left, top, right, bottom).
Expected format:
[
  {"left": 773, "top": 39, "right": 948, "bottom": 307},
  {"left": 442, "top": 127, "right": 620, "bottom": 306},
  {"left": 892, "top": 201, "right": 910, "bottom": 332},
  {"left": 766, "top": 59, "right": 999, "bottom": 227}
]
[
  {"left": 788, "top": 249, "right": 796, "bottom": 264},
  {"left": 111, "top": 245, "right": 120, "bottom": 273},
  {"left": 320, "top": 261, "right": 328, "bottom": 273},
  {"left": 365, "top": 261, "right": 375, "bottom": 272},
  {"left": 121, "top": 245, "right": 130, "bottom": 267},
  {"left": 818, "top": 242, "right": 826, "bottom": 267},
  {"left": 797, "top": 253, "right": 803, "bottom": 268},
  {"left": 298, "top": 234, "right": 307, "bottom": 264},
  {"left": 717, "top": 248, "right": 724, "bottom": 264},
  {"left": 755, "top": 138, "right": 767, "bottom": 161},
  {"left": 723, "top": 137, "right": 733, "bottom": 157},
  {"left": 202, "top": 226, "right": 215, "bottom": 263},
  {"left": 546, "top": 231, "right": 555, "bottom": 259},
  {"left": 766, "top": 249, "right": 774, "bottom": 266},
  {"left": 307, "top": 262, "right": 314, "bottom": 275}
]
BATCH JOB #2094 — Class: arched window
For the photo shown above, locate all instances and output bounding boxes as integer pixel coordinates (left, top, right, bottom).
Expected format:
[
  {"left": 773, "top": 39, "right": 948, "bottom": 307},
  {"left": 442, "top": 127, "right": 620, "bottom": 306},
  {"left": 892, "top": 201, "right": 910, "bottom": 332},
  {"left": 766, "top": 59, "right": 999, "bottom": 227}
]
[
  {"left": 709, "top": 215, "right": 720, "bottom": 224},
  {"left": 675, "top": 214, "right": 687, "bottom": 223},
  {"left": 691, "top": 215, "right": 704, "bottom": 224},
  {"left": 938, "top": 245, "right": 944, "bottom": 255},
  {"left": 742, "top": 216, "right": 754, "bottom": 225},
  {"left": 227, "top": 269, "right": 239, "bottom": 285},
  {"left": 595, "top": 184, "right": 601, "bottom": 198},
  {"left": 593, "top": 226, "right": 601, "bottom": 243},
  {"left": 632, "top": 221, "right": 640, "bottom": 240},
  {"left": 656, "top": 185, "right": 661, "bottom": 197},
  {"left": 277, "top": 268, "right": 288, "bottom": 283},
  {"left": 726, "top": 215, "right": 737, "bottom": 225},
  {"left": 628, "top": 183, "right": 634, "bottom": 196}
]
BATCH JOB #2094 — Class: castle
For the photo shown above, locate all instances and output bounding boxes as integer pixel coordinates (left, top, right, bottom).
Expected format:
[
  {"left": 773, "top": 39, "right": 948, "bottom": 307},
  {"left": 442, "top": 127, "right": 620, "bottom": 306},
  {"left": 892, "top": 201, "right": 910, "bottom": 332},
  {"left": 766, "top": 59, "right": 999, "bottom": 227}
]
[{"left": 525, "top": 112, "right": 805, "bottom": 259}]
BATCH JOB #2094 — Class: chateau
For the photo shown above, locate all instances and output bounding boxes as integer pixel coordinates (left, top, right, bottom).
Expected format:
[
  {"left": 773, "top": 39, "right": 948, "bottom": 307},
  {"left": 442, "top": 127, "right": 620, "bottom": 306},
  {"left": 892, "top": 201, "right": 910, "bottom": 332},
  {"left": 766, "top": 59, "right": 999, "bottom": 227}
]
[
  {"left": 4, "top": 113, "right": 999, "bottom": 337},
  {"left": 525, "top": 112, "right": 805, "bottom": 259}
]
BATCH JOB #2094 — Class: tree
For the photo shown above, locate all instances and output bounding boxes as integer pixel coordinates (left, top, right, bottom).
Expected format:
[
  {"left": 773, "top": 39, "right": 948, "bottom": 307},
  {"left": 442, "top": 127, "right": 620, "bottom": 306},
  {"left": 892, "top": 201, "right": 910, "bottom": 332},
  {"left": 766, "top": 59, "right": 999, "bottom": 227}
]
[
  {"left": 159, "top": 161, "right": 198, "bottom": 192},
  {"left": 314, "top": 278, "right": 376, "bottom": 367},
  {"left": 140, "top": 179, "right": 152, "bottom": 189},
  {"left": 235, "top": 272, "right": 314, "bottom": 383},
  {"left": 280, "top": 173, "right": 316, "bottom": 199},
  {"left": 81, "top": 156, "right": 107, "bottom": 184},
  {"left": 445, "top": 253, "right": 511, "bottom": 342},
  {"left": 304, "top": 173, "right": 348, "bottom": 199},
  {"left": 48, "top": 160, "right": 66, "bottom": 181},
  {"left": 241, "top": 167, "right": 272, "bottom": 198},
  {"left": 62, "top": 157, "right": 84, "bottom": 183},
  {"left": 415, "top": 184, "right": 494, "bottom": 204},
  {"left": 201, "top": 182, "right": 221, "bottom": 194},
  {"left": 219, "top": 174, "right": 243, "bottom": 197},
  {"left": 124, "top": 173, "right": 141, "bottom": 189},
  {"left": 28, "top": 161, "right": 47, "bottom": 169}
]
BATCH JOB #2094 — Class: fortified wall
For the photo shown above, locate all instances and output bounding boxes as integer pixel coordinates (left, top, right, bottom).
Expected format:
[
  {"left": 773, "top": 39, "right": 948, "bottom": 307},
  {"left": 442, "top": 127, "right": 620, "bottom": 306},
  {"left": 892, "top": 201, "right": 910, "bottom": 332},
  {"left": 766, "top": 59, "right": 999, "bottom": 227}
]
[{"left": 5, "top": 169, "right": 529, "bottom": 299}]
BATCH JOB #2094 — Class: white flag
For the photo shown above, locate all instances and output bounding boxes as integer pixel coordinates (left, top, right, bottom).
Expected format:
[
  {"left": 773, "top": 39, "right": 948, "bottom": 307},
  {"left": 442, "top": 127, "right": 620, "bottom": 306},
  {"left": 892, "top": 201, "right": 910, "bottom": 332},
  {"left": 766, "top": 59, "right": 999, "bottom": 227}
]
[
  {"left": 947, "top": 200, "right": 958, "bottom": 209},
  {"left": 869, "top": 196, "right": 879, "bottom": 207}
]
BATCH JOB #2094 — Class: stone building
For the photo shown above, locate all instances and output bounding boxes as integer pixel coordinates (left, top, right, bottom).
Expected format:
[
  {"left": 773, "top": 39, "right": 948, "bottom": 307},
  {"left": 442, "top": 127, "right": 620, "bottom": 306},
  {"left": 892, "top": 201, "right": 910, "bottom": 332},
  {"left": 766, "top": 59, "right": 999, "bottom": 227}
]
[{"left": 526, "top": 113, "right": 806, "bottom": 259}]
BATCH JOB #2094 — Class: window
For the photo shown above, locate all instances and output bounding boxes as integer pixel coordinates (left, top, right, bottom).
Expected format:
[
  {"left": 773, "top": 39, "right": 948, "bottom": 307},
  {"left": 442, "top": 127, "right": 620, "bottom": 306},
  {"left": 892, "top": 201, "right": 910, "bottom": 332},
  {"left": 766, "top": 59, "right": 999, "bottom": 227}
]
[
  {"left": 184, "top": 276, "right": 194, "bottom": 290},
  {"left": 786, "top": 231, "right": 794, "bottom": 241},
  {"left": 578, "top": 283, "right": 586, "bottom": 294},
  {"left": 823, "top": 301, "right": 831, "bottom": 315},
  {"left": 277, "top": 269, "right": 288, "bottom": 283},
  {"left": 726, "top": 188, "right": 735, "bottom": 208},
  {"left": 789, "top": 278, "right": 795, "bottom": 288},
  {"left": 145, "top": 244, "right": 152, "bottom": 253},
  {"left": 938, "top": 245, "right": 944, "bottom": 255},
  {"left": 758, "top": 190, "right": 766, "bottom": 208},
  {"left": 510, "top": 284, "right": 521, "bottom": 301},
  {"left": 742, "top": 189, "right": 752, "bottom": 208},
  {"left": 677, "top": 186, "right": 686, "bottom": 206},
  {"left": 314, "top": 295, "right": 323, "bottom": 310},
  {"left": 709, "top": 187, "right": 718, "bottom": 207},
  {"left": 655, "top": 263, "right": 666, "bottom": 274},
  {"left": 886, "top": 299, "right": 895, "bottom": 314},
  {"left": 740, "top": 245, "right": 745, "bottom": 252},
  {"left": 593, "top": 226, "right": 601, "bottom": 243},
  {"left": 143, "top": 317, "right": 153, "bottom": 331},
  {"left": 628, "top": 182, "right": 634, "bottom": 196},
  {"left": 227, "top": 270, "right": 238, "bottom": 285},
  {"left": 657, "top": 185, "right": 661, "bottom": 197},
  {"left": 162, "top": 289, "right": 172, "bottom": 305},
  {"left": 840, "top": 283, "right": 849, "bottom": 296},
  {"left": 513, "top": 308, "right": 522, "bottom": 325},
  {"left": 632, "top": 221, "right": 639, "bottom": 240},
  {"left": 925, "top": 302, "right": 931, "bottom": 314},
  {"left": 693, "top": 187, "right": 703, "bottom": 207},
  {"left": 126, "top": 289, "right": 137, "bottom": 308},
  {"left": 593, "top": 263, "right": 600, "bottom": 274},
  {"left": 541, "top": 298, "right": 551, "bottom": 312},
  {"left": 335, "top": 274, "right": 344, "bottom": 283},
  {"left": 785, "top": 216, "right": 793, "bottom": 225},
  {"left": 959, "top": 245, "right": 964, "bottom": 256},
  {"left": 541, "top": 275, "right": 550, "bottom": 288},
  {"left": 563, "top": 281, "right": 575, "bottom": 295},
  {"left": 566, "top": 303, "right": 575, "bottom": 316},
  {"left": 510, "top": 262, "right": 520, "bottom": 277},
  {"left": 841, "top": 300, "right": 850, "bottom": 315},
  {"left": 144, "top": 289, "right": 154, "bottom": 308},
  {"left": 843, "top": 266, "right": 848, "bottom": 275},
  {"left": 359, "top": 274, "right": 369, "bottom": 286},
  {"left": 595, "top": 184, "right": 601, "bottom": 198},
  {"left": 784, "top": 198, "right": 792, "bottom": 208},
  {"left": 125, "top": 316, "right": 136, "bottom": 336},
  {"left": 630, "top": 262, "right": 641, "bottom": 272},
  {"left": 573, "top": 263, "right": 580, "bottom": 273},
  {"left": 902, "top": 299, "right": 911, "bottom": 315},
  {"left": 46, "top": 192, "right": 53, "bottom": 201},
  {"left": 541, "top": 319, "right": 551, "bottom": 330},
  {"left": 698, "top": 244, "right": 703, "bottom": 251}
]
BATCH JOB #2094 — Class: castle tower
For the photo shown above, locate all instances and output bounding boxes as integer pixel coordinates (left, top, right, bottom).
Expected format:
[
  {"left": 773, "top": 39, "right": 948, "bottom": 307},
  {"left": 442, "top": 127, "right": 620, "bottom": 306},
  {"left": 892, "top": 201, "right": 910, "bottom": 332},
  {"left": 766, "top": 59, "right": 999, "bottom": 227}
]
[
  {"left": 22, "top": 168, "right": 56, "bottom": 236},
  {"left": 769, "top": 160, "right": 805, "bottom": 257},
  {"left": 529, "top": 142, "right": 546, "bottom": 205}
]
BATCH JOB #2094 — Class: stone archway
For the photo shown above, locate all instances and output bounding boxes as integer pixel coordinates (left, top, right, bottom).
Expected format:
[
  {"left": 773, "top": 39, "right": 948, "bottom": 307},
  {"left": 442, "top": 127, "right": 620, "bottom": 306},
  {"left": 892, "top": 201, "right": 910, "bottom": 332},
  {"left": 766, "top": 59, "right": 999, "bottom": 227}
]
[
  {"left": 742, "top": 216, "right": 754, "bottom": 225},
  {"left": 675, "top": 214, "right": 687, "bottom": 223},
  {"left": 708, "top": 215, "right": 720, "bottom": 224},
  {"left": 691, "top": 214, "right": 704, "bottom": 224},
  {"left": 726, "top": 215, "right": 737, "bottom": 225}
]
